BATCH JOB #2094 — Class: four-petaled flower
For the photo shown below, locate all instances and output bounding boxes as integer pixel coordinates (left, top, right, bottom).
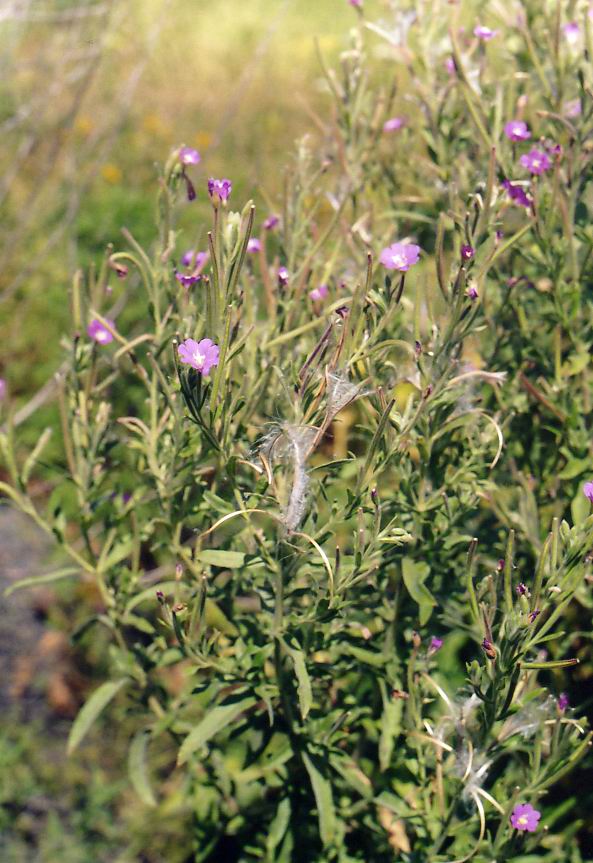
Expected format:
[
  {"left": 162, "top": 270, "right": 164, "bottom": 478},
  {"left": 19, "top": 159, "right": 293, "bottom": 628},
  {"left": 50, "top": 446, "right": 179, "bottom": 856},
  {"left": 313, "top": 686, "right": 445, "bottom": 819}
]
[
  {"left": 583, "top": 481, "right": 593, "bottom": 502},
  {"left": 528, "top": 607, "right": 540, "bottom": 623},
  {"left": 208, "top": 178, "right": 232, "bottom": 203},
  {"left": 461, "top": 244, "right": 475, "bottom": 260},
  {"left": 177, "top": 338, "right": 220, "bottom": 375},
  {"left": 383, "top": 116, "right": 407, "bottom": 133},
  {"left": 380, "top": 241, "right": 421, "bottom": 272},
  {"left": 510, "top": 803, "right": 541, "bottom": 833},
  {"left": 502, "top": 180, "right": 532, "bottom": 208},
  {"left": 504, "top": 120, "right": 531, "bottom": 142},
  {"left": 474, "top": 25, "right": 498, "bottom": 40},
  {"left": 247, "top": 238, "right": 262, "bottom": 253},
  {"left": 558, "top": 692, "right": 569, "bottom": 712},
  {"left": 516, "top": 582, "right": 528, "bottom": 595},
  {"left": 87, "top": 318, "right": 115, "bottom": 345},
  {"left": 563, "top": 21, "right": 580, "bottom": 45},
  {"left": 178, "top": 147, "right": 201, "bottom": 166},
  {"left": 175, "top": 272, "right": 202, "bottom": 288},
  {"left": 520, "top": 148, "right": 551, "bottom": 175},
  {"left": 309, "top": 284, "right": 329, "bottom": 302},
  {"left": 278, "top": 266, "right": 289, "bottom": 286},
  {"left": 181, "top": 249, "right": 208, "bottom": 269},
  {"left": 467, "top": 285, "right": 479, "bottom": 301}
]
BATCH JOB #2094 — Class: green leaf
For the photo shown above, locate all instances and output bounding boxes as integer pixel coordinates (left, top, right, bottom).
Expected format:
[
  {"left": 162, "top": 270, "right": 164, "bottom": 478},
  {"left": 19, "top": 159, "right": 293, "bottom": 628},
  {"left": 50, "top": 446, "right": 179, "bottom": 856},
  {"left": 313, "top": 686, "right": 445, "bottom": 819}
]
[
  {"left": 128, "top": 731, "right": 157, "bottom": 807},
  {"left": 177, "top": 695, "right": 257, "bottom": 765},
  {"left": 571, "top": 490, "right": 590, "bottom": 526},
  {"left": 195, "top": 550, "right": 246, "bottom": 568},
  {"left": 67, "top": 679, "right": 128, "bottom": 754},
  {"left": 284, "top": 639, "right": 312, "bottom": 719},
  {"left": 5, "top": 566, "right": 81, "bottom": 597},
  {"left": 302, "top": 752, "right": 336, "bottom": 847},
  {"left": 401, "top": 558, "right": 437, "bottom": 625},
  {"left": 379, "top": 695, "right": 403, "bottom": 772},
  {"left": 266, "top": 798, "right": 291, "bottom": 860}
]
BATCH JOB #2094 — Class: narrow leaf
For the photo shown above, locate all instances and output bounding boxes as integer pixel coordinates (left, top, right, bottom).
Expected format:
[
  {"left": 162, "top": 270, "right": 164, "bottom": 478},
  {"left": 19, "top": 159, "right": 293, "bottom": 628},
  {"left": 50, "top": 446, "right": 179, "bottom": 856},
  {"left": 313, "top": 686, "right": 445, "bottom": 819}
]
[
  {"left": 302, "top": 752, "right": 336, "bottom": 847},
  {"left": 128, "top": 731, "right": 157, "bottom": 807},
  {"left": 68, "top": 679, "right": 128, "bottom": 754},
  {"left": 178, "top": 696, "right": 256, "bottom": 765}
]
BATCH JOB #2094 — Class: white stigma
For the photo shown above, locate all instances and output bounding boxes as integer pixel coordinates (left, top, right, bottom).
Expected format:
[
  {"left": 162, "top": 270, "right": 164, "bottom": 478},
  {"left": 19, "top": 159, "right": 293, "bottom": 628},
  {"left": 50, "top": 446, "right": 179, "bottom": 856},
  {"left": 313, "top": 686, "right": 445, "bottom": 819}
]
[{"left": 193, "top": 349, "right": 205, "bottom": 368}]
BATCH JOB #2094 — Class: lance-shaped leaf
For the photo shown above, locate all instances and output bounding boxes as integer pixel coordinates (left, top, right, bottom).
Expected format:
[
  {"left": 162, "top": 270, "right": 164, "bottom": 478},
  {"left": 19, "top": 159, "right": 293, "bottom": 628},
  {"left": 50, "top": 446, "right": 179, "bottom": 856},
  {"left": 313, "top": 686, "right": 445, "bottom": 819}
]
[
  {"left": 68, "top": 678, "right": 128, "bottom": 754},
  {"left": 178, "top": 695, "right": 257, "bottom": 765}
]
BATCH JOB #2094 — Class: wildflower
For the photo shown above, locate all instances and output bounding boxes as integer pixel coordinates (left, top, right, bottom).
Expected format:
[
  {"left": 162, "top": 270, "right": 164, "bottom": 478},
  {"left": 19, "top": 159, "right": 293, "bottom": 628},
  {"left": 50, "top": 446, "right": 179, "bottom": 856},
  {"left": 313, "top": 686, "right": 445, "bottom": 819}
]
[
  {"left": 383, "top": 116, "right": 407, "bottom": 133},
  {"left": 87, "top": 318, "right": 115, "bottom": 345},
  {"left": 379, "top": 241, "right": 421, "bottom": 272},
  {"left": 0, "top": 378, "right": 6, "bottom": 400},
  {"left": 510, "top": 802, "right": 541, "bottom": 833},
  {"left": 181, "top": 249, "right": 208, "bottom": 269},
  {"left": 502, "top": 180, "right": 532, "bottom": 209},
  {"left": 428, "top": 636, "right": 443, "bottom": 654},
  {"left": 309, "top": 284, "right": 328, "bottom": 302},
  {"left": 519, "top": 148, "right": 551, "bottom": 175},
  {"left": 208, "top": 178, "right": 232, "bottom": 203},
  {"left": 564, "top": 99, "right": 582, "bottom": 118},
  {"left": 461, "top": 244, "right": 475, "bottom": 260},
  {"left": 178, "top": 147, "right": 201, "bottom": 166},
  {"left": 496, "top": 558, "right": 505, "bottom": 571},
  {"left": 109, "top": 259, "right": 128, "bottom": 279},
  {"left": 264, "top": 214, "right": 280, "bottom": 230},
  {"left": 474, "top": 25, "right": 498, "bottom": 40},
  {"left": 278, "top": 266, "right": 289, "bottom": 286},
  {"left": 177, "top": 338, "right": 220, "bottom": 375},
  {"left": 349, "top": 0, "right": 362, "bottom": 6},
  {"left": 247, "top": 238, "right": 262, "bottom": 253},
  {"left": 528, "top": 607, "right": 540, "bottom": 623},
  {"left": 175, "top": 272, "right": 202, "bottom": 288},
  {"left": 563, "top": 21, "right": 580, "bottom": 45},
  {"left": 504, "top": 120, "right": 531, "bottom": 142},
  {"left": 583, "top": 481, "right": 593, "bottom": 502},
  {"left": 558, "top": 692, "right": 569, "bottom": 712},
  {"left": 445, "top": 56, "right": 456, "bottom": 75},
  {"left": 516, "top": 582, "right": 528, "bottom": 595},
  {"left": 467, "top": 285, "right": 479, "bottom": 301}
]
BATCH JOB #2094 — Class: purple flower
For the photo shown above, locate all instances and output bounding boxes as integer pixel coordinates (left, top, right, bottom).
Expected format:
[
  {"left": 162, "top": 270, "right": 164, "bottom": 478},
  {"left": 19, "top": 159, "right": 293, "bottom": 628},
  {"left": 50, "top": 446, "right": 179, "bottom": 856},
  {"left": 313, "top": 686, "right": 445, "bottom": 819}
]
[
  {"left": 208, "top": 178, "right": 232, "bottom": 203},
  {"left": 177, "top": 338, "right": 220, "bottom": 375},
  {"left": 379, "top": 241, "right": 421, "bottom": 272},
  {"left": 278, "top": 266, "right": 289, "bottom": 286},
  {"left": 445, "top": 56, "right": 456, "bottom": 75},
  {"left": 178, "top": 147, "right": 201, "bottom": 166},
  {"left": 474, "top": 25, "right": 498, "bottom": 41},
  {"left": 564, "top": 99, "right": 582, "bottom": 118},
  {"left": 175, "top": 272, "right": 202, "bottom": 288},
  {"left": 247, "top": 238, "right": 262, "bottom": 253},
  {"left": 264, "top": 214, "right": 280, "bottom": 230},
  {"left": 583, "top": 481, "right": 593, "bottom": 502},
  {"left": 504, "top": 120, "right": 531, "bottom": 142},
  {"left": 528, "top": 608, "right": 540, "bottom": 623},
  {"left": 516, "top": 582, "right": 528, "bottom": 595},
  {"left": 563, "top": 21, "right": 580, "bottom": 45},
  {"left": 520, "top": 148, "right": 551, "bottom": 175},
  {"left": 383, "top": 116, "right": 407, "bottom": 133},
  {"left": 0, "top": 378, "right": 6, "bottom": 401},
  {"left": 87, "top": 318, "right": 115, "bottom": 345},
  {"left": 467, "top": 285, "right": 479, "bottom": 301},
  {"left": 558, "top": 692, "right": 569, "bottom": 712},
  {"left": 181, "top": 249, "right": 208, "bottom": 270},
  {"left": 461, "top": 244, "right": 475, "bottom": 261},
  {"left": 510, "top": 803, "right": 541, "bottom": 833},
  {"left": 428, "top": 636, "right": 443, "bottom": 654},
  {"left": 309, "top": 284, "right": 329, "bottom": 302},
  {"left": 349, "top": 0, "right": 362, "bottom": 7},
  {"left": 502, "top": 180, "right": 532, "bottom": 209},
  {"left": 481, "top": 638, "right": 496, "bottom": 658}
]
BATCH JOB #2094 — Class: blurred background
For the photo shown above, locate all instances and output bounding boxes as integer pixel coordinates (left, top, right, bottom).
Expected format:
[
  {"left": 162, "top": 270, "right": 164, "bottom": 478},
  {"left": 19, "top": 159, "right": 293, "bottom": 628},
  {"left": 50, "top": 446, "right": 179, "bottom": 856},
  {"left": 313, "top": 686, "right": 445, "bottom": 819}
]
[{"left": 0, "top": 1, "right": 357, "bottom": 859}]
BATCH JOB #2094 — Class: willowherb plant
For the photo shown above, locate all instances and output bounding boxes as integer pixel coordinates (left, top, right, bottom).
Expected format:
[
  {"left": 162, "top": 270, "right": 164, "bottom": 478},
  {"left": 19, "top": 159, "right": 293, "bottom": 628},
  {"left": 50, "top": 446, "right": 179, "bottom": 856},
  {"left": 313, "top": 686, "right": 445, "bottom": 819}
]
[{"left": 2, "top": 1, "right": 593, "bottom": 860}]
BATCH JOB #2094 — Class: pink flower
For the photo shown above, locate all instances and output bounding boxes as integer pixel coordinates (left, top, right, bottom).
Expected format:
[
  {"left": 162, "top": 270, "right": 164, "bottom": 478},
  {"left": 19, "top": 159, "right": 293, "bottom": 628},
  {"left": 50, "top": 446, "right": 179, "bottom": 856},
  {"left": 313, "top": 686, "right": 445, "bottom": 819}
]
[
  {"left": 445, "top": 56, "right": 456, "bottom": 75},
  {"left": 564, "top": 99, "right": 582, "bottom": 118},
  {"left": 510, "top": 803, "right": 541, "bottom": 833},
  {"left": 519, "top": 148, "right": 551, "bottom": 175},
  {"left": 181, "top": 249, "right": 208, "bottom": 270},
  {"left": 263, "top": 214, "right": 280, "bottom": 230},
  {"left": 247, "top": 238, "right": 262, "bottom": 253},
  {"left": 87, "top": 318, "right": 115, "bottom": 345},
  {"left": 502, "top": 180, "right": 532, "bottom": 208},
  {"left": 558, "top": 692, "right": 569, "bottom": 712},
  {"left": 349, "top": 0, "right": 362, "bottom": 7},
  {"left": 309, "top": 284, "right": 329, "bottom": 302},
  {"left": 428, "top": 636, "right": 443, "bottom": 654},
  {"left": 379, "top": 241, "right": 421, "bottom": 272},
  {"left": 383, "top": 116, "right": 407, "bottom": 133},
  {"left": 563, "top": 21, "right": 580, "bottom": 45},
  {"left": 583, "top": 481, "right": 593, "bottom": 502},
  {"left": 504, "top": 120, "right": 531, "bottom": 142},
  {"left": 0, "top": 378, "right": 6, "bottom": 401},
  {"left": 177, "top": 338, "right": 220, "bottom": 375},
  {"left": 474, "top": 25, "right": 498, "bottom": 40},
  {"left": 207, "top": 178, "right": 232, "bottom": 203},
  {"left": 278, "top": 266, "right": 289, "bottom": 286},
  {"left": 178, "top": 147, "right": 201, "bottom": 166},
  {"left": 461, "top": 244, "right": 475, "bottom": 260}
]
